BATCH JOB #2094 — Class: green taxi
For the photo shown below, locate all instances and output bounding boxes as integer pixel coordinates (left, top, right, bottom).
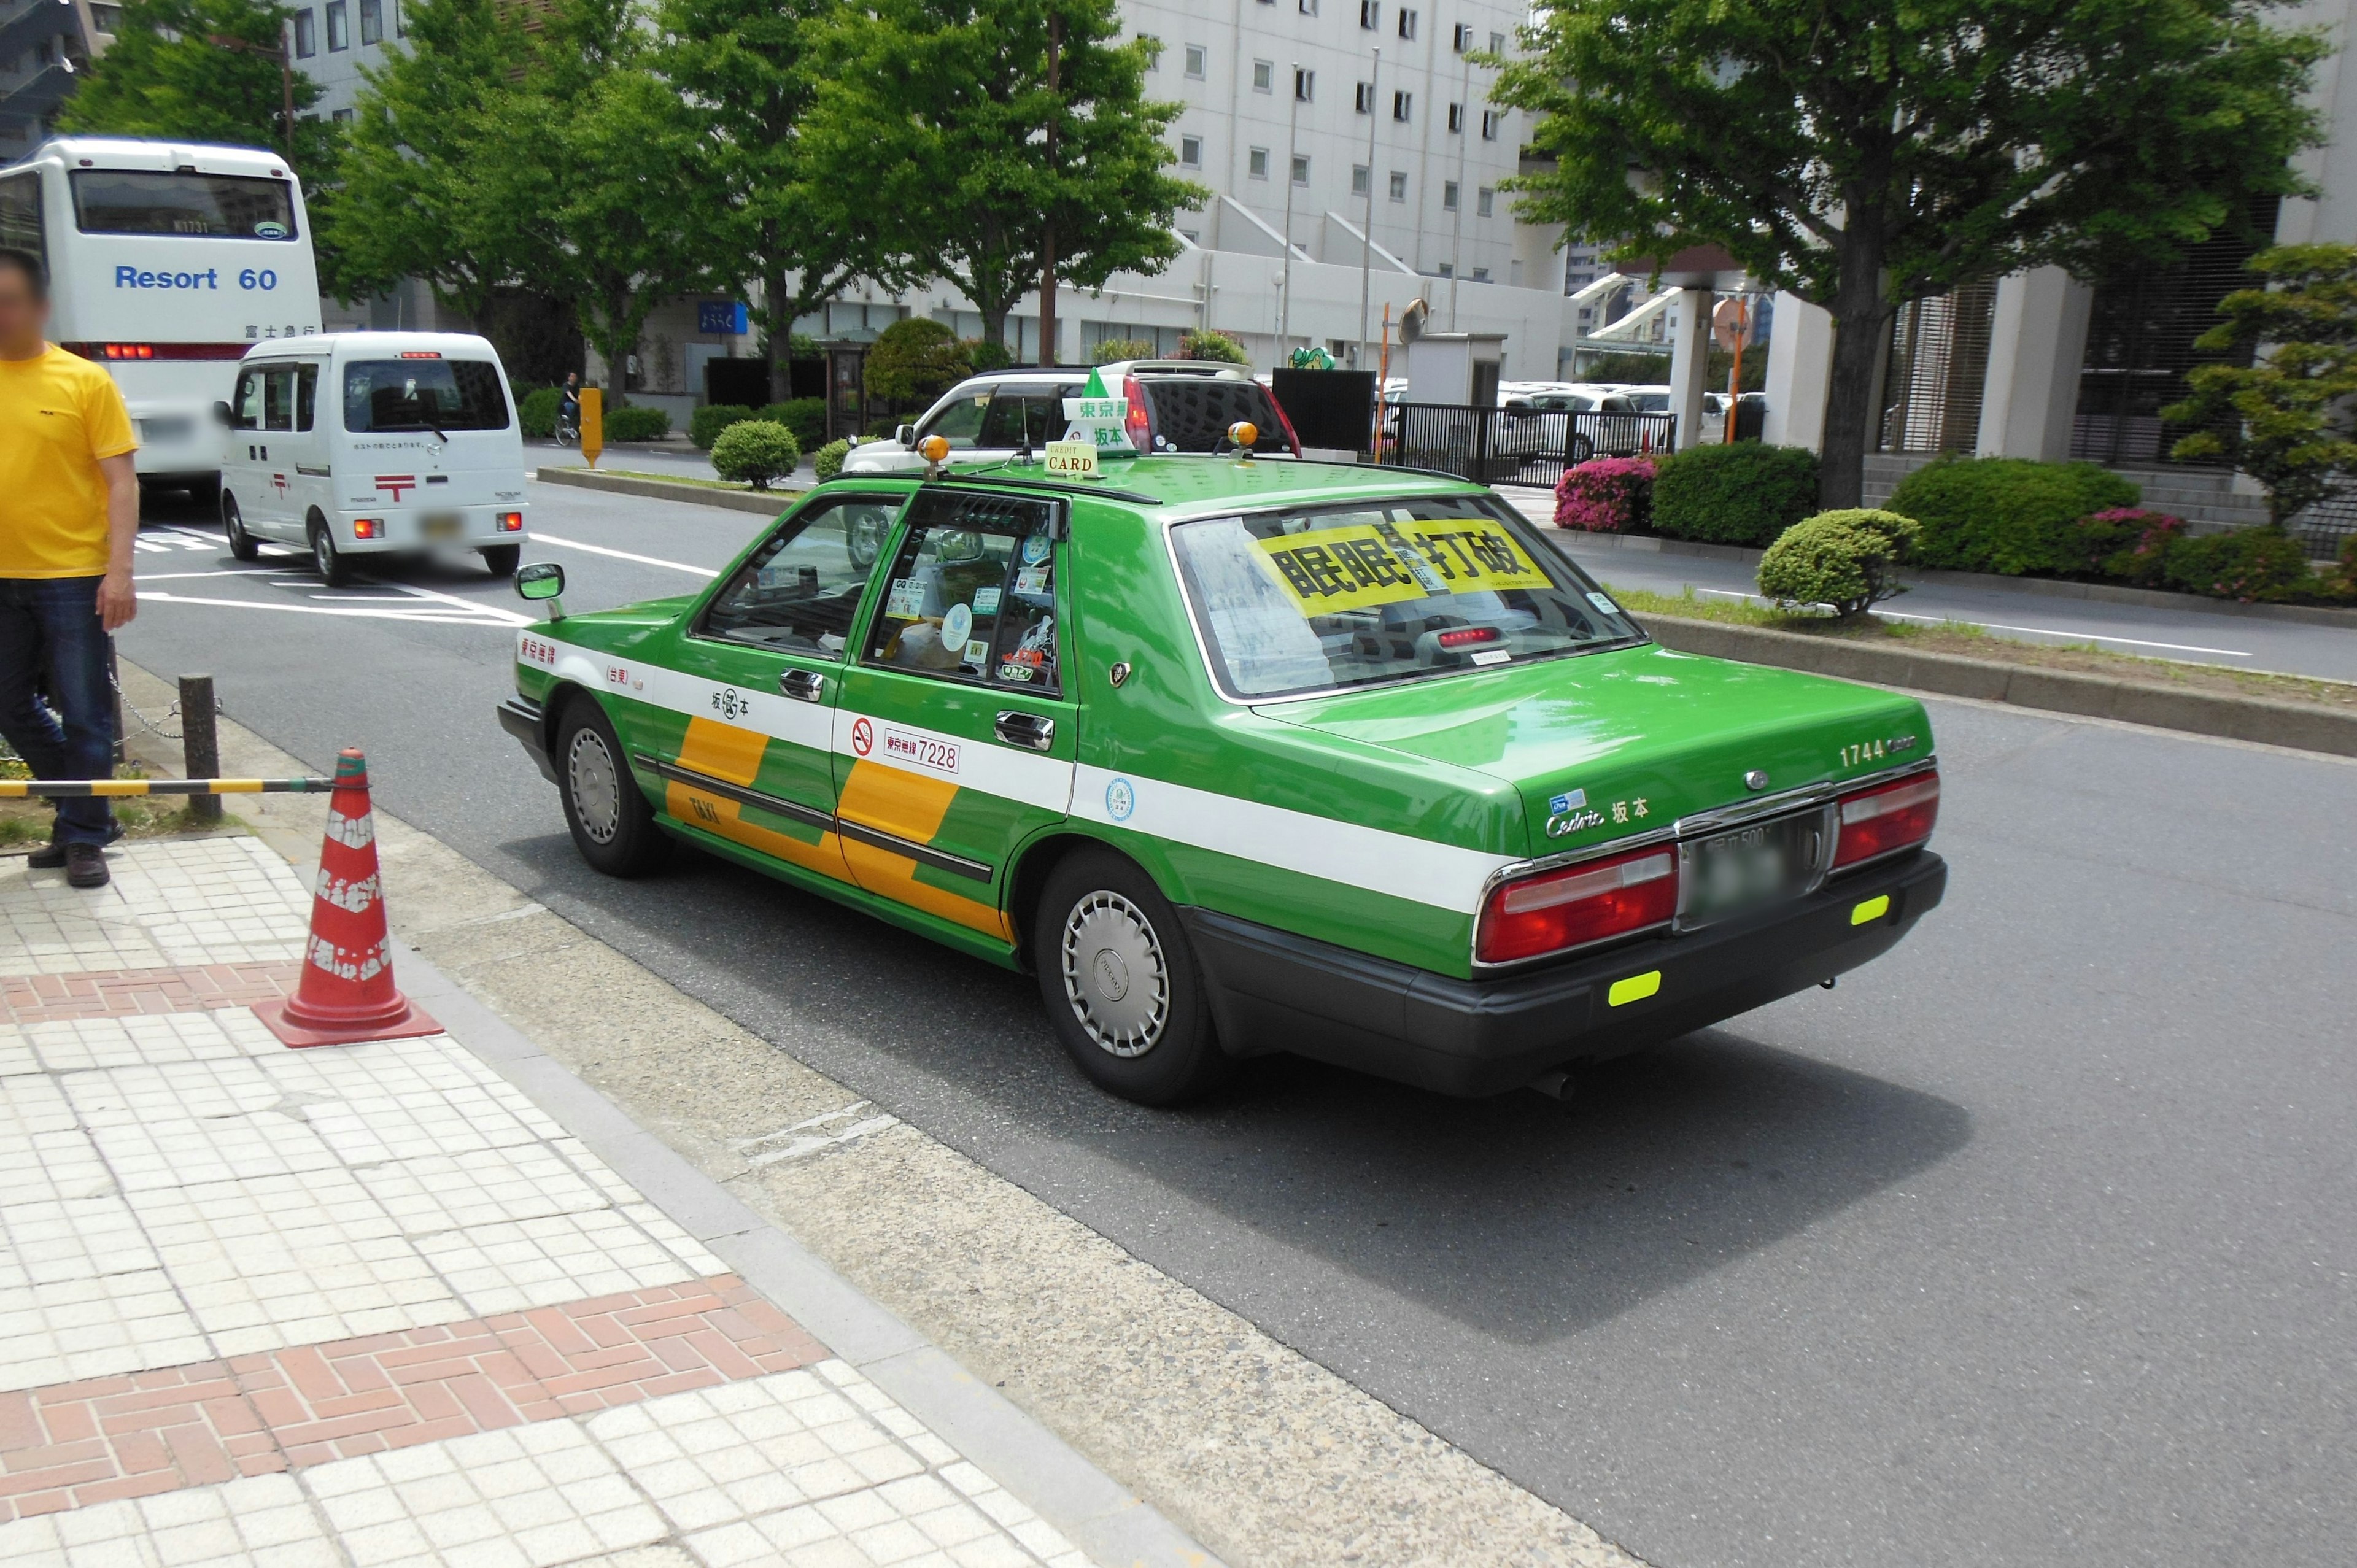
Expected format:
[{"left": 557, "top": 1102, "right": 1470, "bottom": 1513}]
[{"left": 497, "top": 455, "right": 1945, "bottom": 1104}]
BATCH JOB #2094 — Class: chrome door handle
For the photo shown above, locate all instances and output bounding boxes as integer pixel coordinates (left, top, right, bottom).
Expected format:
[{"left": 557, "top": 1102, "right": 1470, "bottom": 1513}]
[
  {"left": 994, "top": 711, "right": 1055, "bottom": 751},
  {"left": 779, "top": 670, "right": 826, "bottom": 703}
]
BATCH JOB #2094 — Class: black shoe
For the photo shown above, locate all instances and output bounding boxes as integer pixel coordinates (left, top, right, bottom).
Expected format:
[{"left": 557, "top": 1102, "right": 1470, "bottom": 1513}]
[
  {"left": 26, "top": 836, "right": 66, "bottom": 869},
  {"left": 64, "top": 842, "right": 109, "bottom": 889}
]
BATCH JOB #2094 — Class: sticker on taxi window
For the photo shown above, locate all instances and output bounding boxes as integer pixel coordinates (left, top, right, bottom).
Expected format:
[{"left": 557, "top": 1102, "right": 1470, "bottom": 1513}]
[
  {"left": 1253, "top": 520, "right": 1550, "bottom": 614},
  {"left": 884, "top": 577, "right": 925, "bottom": 619}
]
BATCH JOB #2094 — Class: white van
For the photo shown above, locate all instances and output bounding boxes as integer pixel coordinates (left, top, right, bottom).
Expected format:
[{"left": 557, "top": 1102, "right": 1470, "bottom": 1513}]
[{"left": 217, "top": 331, "right": 529, "bottom": 585}]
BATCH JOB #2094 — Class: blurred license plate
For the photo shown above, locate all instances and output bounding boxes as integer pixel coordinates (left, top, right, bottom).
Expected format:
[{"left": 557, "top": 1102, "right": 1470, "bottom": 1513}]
[
  {"left": 1680, "top": 810, "right": 1827, "bottom": 925},
  {"left": 420, "top": 512, "right": 463, "bottom": 539}
]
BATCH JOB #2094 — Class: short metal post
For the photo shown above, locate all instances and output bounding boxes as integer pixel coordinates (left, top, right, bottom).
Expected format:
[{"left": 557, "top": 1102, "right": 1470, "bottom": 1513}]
[{"left": 179, "top": 674, "right": 221, "bottom": 822}]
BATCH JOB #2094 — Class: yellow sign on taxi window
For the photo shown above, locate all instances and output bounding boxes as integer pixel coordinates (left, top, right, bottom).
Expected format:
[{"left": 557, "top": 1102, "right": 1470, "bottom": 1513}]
[{"left": 1253, "top": 519, "right": 1550, "bottom": 614}]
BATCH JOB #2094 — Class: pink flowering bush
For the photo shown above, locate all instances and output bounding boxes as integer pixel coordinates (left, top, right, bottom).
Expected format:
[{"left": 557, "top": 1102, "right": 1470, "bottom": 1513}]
[
  {"left": 2075, "top": 507, "right": 2186, "bottom": 586},
  {"left": 1554, "top": 456, "right": 1657, "bottom": 533}
]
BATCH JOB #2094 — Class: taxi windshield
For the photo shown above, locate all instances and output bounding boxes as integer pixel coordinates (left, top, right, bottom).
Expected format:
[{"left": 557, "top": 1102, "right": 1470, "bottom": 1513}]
[{"left": 1169, "top": 496, "right": 1644, "bottom": 700}]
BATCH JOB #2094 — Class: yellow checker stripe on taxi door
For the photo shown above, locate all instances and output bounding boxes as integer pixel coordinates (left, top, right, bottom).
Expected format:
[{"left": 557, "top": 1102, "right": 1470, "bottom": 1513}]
[
  {"left": 835, "top": 760, "right": 1011, "bottom": 941},
  {"left": 667, "top": 717, "right": 850, "bottom": 881}
]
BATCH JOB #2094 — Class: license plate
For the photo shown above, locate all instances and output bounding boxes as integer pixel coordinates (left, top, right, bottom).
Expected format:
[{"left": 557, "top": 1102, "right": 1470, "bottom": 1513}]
[
  {"left": 1679, "top": 809, "right": 1829, "bottom": 926},
  {"left": 420, "top": 512, "right": 463, "bottom": 539}
]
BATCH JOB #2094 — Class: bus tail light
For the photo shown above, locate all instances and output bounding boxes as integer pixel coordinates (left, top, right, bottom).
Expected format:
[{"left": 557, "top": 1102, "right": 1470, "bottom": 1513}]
[
  {"left": 496, "top": 512, "right": 524, "bottom": 532},
  {"left": 1832, "top": 770, "right": 1940, "bottom": 870},
  {"left": 1476, "top": 846, "right": 1677, "bottom": 965},
  {"left": 352, "top": 519, "right": 384, "bottom": 539}
]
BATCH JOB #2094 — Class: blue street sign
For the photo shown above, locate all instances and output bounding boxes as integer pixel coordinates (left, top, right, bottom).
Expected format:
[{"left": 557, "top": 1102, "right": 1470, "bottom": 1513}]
[{"left": 699, "top": 301, "right": 749, "bottom": 335}]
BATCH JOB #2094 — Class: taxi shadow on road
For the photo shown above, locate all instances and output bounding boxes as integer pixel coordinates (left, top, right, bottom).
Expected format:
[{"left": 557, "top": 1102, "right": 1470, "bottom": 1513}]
[{"left": 495, "top": 830, "right": 1973, "bottom": 1345}]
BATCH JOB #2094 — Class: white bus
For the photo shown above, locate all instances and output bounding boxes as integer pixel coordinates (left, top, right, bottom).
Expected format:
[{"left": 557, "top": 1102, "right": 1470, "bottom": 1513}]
[{"left": 0, "top": 136, "right": 322, "bottom": 503}]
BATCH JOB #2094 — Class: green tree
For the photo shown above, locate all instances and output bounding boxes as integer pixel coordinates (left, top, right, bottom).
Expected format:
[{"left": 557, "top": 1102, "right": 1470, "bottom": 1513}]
[
  {"left": 1492, "top": 0, "right": 2325, "bottom": 510},
  {"left": 330, "top": 0, "right": 536, "bottom": 317},
  {"left": 58, "top": 0, "right": 331, "bottom": 165},
  {"left": 805, "top": 0, "right": 1206, "bottom": 355},
  {"left": 657, "top": 0, "right": 888, "bottom": 403},
  {"left": 2169, "top": 243, "right": 2357, "bottom": 525},
  {"left": 863, "top": 317, "right": 970, "bottom": 404}
]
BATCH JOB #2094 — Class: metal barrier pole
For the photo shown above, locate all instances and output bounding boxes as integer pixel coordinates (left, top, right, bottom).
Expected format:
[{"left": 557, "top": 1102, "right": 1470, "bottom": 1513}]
[{"left": 179, "top": 674, "right": 221, "bottom": 823}]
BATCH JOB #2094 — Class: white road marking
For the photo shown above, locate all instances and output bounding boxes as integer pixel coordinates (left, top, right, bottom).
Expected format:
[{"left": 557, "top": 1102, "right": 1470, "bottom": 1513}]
[
  {"left": 138, "top": 590, "right": 503, "bottom": 624},
  {"left": 1683, "top": 587, "right": 2254, "bottom": 658},
  {"left": 530, "top": 530, "right": 719, "bottom": 577},
  {"left": 733, "top": 1102, "right": 902, "bottom": 1168}
]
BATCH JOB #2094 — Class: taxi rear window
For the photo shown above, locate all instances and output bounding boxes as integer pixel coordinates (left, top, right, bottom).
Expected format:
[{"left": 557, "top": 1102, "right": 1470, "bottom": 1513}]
[{"left": 1169, "top": 497, "right": 1643, "bottom": 700}]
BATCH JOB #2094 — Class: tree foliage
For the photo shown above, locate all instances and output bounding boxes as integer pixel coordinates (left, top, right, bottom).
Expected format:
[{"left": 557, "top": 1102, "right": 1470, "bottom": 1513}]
[
  {"left": 2167, "top": 243, "right": 2357, "bottom": 524},
  {"left": 57, "top": 0, "right": 330, "bottom": 163},
  {"left": 803, "top": 0, "right": 1206, "bottom": 352},
  {"left": 1492, "top": 0, "right": 2326, "bottom": 509}
]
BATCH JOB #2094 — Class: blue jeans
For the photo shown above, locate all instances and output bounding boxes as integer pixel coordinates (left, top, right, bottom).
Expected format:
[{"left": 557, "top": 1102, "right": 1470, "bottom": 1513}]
[{"left": 0, "top": 576, "right": 115, "bottom": 848}]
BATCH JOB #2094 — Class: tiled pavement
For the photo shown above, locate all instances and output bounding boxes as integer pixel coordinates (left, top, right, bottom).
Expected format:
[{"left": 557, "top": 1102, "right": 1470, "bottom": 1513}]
[{"left": 0, "top": 838, "right": 1099, "bottom": 1568}]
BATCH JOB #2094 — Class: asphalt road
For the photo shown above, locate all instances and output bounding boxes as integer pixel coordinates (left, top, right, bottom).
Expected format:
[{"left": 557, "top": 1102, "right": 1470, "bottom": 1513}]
[{"left": 118, "top": 481, "right": 2357, "bottom": 1568}]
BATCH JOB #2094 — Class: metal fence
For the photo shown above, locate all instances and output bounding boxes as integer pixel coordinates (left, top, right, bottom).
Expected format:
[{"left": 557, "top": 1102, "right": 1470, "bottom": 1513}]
[{"left": 1377, "top": 403, "right": 1679, "bottom": 487}]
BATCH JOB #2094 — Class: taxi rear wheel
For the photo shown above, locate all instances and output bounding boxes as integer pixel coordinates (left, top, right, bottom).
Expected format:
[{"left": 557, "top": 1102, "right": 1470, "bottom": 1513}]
[
  {"left": 557, "top": 699, "right": 670, "bottom": 877},
  {"left": 1034, "top": 849, "right": 1228, "bottom": 1105}
]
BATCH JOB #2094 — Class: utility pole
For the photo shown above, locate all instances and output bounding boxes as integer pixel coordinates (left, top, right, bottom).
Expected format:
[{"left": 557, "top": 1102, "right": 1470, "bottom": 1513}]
[
  {"left": 1038, "top": 10, "right": 1062, "bottom": 368},
  {"left": 1357, "top": 48, "right": 1379, "bottom": 369},
  {"left": 207, "top": 33, "right": 294, "bottom": 158},
  {"left": 1277, "top": 59, "right": 1301, "bottom": 354},
  {"left": 1448, "top": 48, "right": 1470, "bottom": 330}
]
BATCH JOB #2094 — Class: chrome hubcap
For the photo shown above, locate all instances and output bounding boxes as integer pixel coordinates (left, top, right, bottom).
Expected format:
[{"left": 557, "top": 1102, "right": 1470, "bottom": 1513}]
[
  {"left": 567, "top": 728, "right": 622, "bottom": 844},
  {"left": 314, "top": 533, "right": 333, "bottom": 574},
  {"left": 1061, "top": 891, "right": 1167, "bottom": 1057}
]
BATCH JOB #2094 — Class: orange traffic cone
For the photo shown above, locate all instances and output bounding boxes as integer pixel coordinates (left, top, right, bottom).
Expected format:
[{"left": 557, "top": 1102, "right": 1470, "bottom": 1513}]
[{"left": 254, "top": 747, "right": 439, "bottom": 1049}]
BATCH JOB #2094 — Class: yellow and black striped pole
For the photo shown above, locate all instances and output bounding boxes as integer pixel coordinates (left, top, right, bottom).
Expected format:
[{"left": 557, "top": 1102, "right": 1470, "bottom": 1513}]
[{"left": 0, "top": 777, "right": 337, "bottom": 798}]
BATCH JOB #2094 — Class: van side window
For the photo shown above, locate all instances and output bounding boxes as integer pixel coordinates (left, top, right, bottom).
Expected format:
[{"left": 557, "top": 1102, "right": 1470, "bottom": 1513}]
[
  {"left": 262, "top": 366, "right": 296, "bottom": 432},
  {"left": 233, "top": 366, "right": 265, "bottom": 430},
  {"left": 295, "top": 363, "right": 319, "bottom": 432}
]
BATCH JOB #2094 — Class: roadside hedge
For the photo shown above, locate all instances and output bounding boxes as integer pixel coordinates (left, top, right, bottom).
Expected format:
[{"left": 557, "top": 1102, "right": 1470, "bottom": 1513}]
[
  {"left": 1757, "top": 509, "right": 1921, "bottom": 619},
  {"left": 762, "top": 398, "right": 829, "bottom": 450},
  {"left": 1886, "top": 457, "right": 2139, "bottom": 574},
  {"left": 691, "top": 403, "right": 755, "bottom": 450},
  {"left": 1652, "top": 444, "right": 1820, "bottom": 546},
  {"left": 2161, "top": 525, "right": 2315, "bottom": 601},
  {"left": 517, "top": 387, "right": 561, "bottom": 439},
  {"left": 603, "top": 405, "right": 672, "bottom": 442},
  {"left": 812, "top": 438, "right": 853, "bottom": 482}
]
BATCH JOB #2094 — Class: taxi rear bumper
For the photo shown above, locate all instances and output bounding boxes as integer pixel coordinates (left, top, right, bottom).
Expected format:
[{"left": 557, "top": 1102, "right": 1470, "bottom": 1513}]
[{"left": 1178, "top": 849, "right": 1946, "bottom": 1097}]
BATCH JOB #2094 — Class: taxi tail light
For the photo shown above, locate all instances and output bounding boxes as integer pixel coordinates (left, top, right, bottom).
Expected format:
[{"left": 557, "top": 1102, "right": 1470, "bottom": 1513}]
[
  {"left": 1476, "top": 846, "right": 1677, "bottom": 965},
  {"left": 1832, "top": 769, "right": 1940, "bottom": 870},
  {"left": 1121, "top": 374, "right": 1151, "bottom": 450},
  {"left": 497, "top": 511, "right": 524, "bottom": 531},
  {"left": 352, "top": 518, "right": 384, "bottom": 539}
]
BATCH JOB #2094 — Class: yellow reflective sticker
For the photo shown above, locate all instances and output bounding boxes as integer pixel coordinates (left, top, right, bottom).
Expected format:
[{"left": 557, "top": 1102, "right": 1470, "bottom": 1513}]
[
  {"left": 1253, "top": 519, "right": 1551, "bottom": 614},
  {"left": 1606, "top": 970, "right": 1661, "bottom": 1007},
  {"left": 1851, "top": 894, "right": 1892, "bottom": 925}
]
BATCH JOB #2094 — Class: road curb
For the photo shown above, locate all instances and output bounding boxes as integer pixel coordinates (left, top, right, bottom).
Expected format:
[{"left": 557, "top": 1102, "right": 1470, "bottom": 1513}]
[
  {"left": 392, "top": 943, "right": 1229, "bottom": 1568},
  {"left": 1535, "top": 521, "right": 2357, "bottom": 628},
  {"left": 1641, "top": 613, "right": 2357, "bottom": 757},
  {"left": 535, "top": 465, "right": 803, "bottom": 514}
]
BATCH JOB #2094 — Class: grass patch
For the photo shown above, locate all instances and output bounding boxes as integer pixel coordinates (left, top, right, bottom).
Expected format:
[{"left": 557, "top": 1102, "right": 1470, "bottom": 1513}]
[
  {"left": 0, "top": 759, "right": 246, "bottom": 848},
  {"left": 1608, "top": 582, "right": 2357, "bottom": 712}
]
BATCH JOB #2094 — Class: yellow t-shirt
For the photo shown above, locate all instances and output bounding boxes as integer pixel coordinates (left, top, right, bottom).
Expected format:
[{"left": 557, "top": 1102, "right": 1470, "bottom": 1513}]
[{"left": 0, "top": 345, "right": 139, "bottom": 578}]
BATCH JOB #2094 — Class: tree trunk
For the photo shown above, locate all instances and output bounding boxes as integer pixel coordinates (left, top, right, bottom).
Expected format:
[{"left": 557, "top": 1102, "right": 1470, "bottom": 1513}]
[
  {"left": 979, "top": 302, "right": 1010, "bottom": 355},
  {"left": 762, "top": 253, "right": 789, "bottom": 406},
  {"left": 1817, "top": 220, "right": 1892, "bottom": 511}
]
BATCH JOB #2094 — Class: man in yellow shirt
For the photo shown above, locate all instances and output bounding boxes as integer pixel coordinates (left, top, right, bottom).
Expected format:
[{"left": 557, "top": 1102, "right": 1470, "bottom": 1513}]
[{"left": 0, "top": 246, "right": 141, "bottom": 889}]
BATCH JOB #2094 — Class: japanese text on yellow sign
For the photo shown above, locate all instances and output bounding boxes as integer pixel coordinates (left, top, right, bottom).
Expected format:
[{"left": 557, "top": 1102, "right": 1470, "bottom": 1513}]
[{"left": 1253, "top": 520, "right": 1550, "bottom": 613}]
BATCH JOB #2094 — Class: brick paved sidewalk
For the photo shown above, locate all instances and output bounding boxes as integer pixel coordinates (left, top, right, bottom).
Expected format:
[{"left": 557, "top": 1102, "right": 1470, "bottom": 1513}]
[{"left": 0, "top": 836, "right": 1098, "bottom": 1568}]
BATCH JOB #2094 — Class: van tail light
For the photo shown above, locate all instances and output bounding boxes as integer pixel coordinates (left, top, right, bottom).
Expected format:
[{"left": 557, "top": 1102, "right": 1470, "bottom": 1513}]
[
  {"left": 1476, "top": 845, "right": 1677, "bottom": 965},
  {"left": 1832, "top": 769, "right": 1940, "bottom": 870},
  {"left": 352, "top": 518, "right": 383, "bottom": 539},
  {"left": 1121, "top": 374, "right": 1151, "bottom": 450},
  {"left": 497, "top": 511, "right": 524, "bottom": 531}
]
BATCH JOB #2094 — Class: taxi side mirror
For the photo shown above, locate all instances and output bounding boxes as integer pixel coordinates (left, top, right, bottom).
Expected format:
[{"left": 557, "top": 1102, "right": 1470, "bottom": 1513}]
[
  {"left": 212, "top": 400, "right": 235, "bottom": 426},
  {"left": 515, "top": 562, "right": 565, "bottom": 603},
  {"left": 897, "top": 423, "right": 916, "bottom": 449}
]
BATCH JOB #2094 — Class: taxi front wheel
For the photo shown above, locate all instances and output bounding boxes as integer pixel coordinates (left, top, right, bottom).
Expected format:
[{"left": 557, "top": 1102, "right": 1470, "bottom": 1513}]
[
  {"left": 557, "top": 699, "right": 670, "bottom": 877},
  {"left": 1034, "top": 849, "right": 1229, "bottom": 1105}
]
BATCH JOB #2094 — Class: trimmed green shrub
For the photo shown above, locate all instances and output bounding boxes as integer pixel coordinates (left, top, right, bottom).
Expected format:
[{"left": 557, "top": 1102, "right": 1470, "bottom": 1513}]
[
  {"left": 1885, "top": 457, "right": 2138, "bottom": 575},
  {"left": 691, "top": 403, "right": 756, "bottom": 450},
  {"left": 812, "top": 438, "right": 853, "bottom": 482},
  {"left": 1093, "top": 338, "right": 1157, "bottom": 363},
  {"left": 1177, "top": 328, "right": 1248, "bottom": 365},
  {"left": 1651, "top": 443, "right": 1819, "bottom": 546},
  {"left": 2326, "top": 533, "right": 2357, "bottom": 602},
  {"left": 865, "top": 317, "right": 971, "bottom": 404},
  {"left": 602, "top": 405, "right": 672, "bottom": 442},
  {"left": 710, "top": 420, "right": 801, "bottom": 490},
  {"left": 518, "top": 387, "right": 562, "bottom": 439},
  {"left": 1758, "top": 509, "right": 1921, "bottom": 619},
  {"left": 966, "top": 339, "right": 1014, "bottom": 372},
  {"left": 2162, "top": 525, "right": 2315, "bottom": 601},
  {"left": 761, "top": 398, "right": 828, "bottom": 450}
]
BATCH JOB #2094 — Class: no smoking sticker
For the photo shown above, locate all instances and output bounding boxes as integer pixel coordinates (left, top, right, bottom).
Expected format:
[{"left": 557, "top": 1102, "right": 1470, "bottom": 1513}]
[{"left": 850, "top": 716, "right": 873, "bottom": 757}]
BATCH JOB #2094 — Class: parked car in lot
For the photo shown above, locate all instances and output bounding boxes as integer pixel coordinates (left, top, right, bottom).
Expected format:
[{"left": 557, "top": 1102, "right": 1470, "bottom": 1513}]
[
  {"left": 1500, "top": 386, "right": 1649, "bottom": 463},
  {"left": 499, "top": 457, "right": 1945, "bottom": 1105},
  {"left": 840, "top": 361, "right": 1300, "bottom": 480}
]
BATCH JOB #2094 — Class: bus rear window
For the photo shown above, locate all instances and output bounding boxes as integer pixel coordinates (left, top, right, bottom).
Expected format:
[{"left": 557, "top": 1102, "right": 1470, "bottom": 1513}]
[
  {"left": 70, "top": 171, "right": 297, "bottom": 240},
  {"left": 344, "top": 360, "right": 511, "bottom": 433}
]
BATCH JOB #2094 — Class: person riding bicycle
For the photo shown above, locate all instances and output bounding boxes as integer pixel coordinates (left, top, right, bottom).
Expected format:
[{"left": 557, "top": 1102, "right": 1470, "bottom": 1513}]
[{"left": 556, "top": 372, "right": 581, "bottom": 440}]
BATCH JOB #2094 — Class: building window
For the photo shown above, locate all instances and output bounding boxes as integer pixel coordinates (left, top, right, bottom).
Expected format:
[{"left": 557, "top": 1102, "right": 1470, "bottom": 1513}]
[
  {"left": 292, "top": 8, "right": 315, "bottom": 56},
  {"left": 358, "top": 0, "right": 381, "bottom": 45},
  {"left": 1388, "top": 171, "right": 1407, "bottom": 202},
  {"left": 325, "top": 0, "right": 347, "bottom": 48},
  {"left": 1472, "top": 266, "right": 1490, "bottom": 282},
  {"left": 332, "top": 107, "right": 354, "bottom": 123},
  {"left": 87, "top": 2, "right": 122, "bottom": 31},
  {"left": 1452, "top": 23, "right": 1473, "bottom": 51},
  {"left": 1291, "top": 155, "right": 1310, "bottom": 185},
  {"left": 1397, "top": 8, "right": 1417, "bottom": 39},
  {"left": 1360, "top": 0, "right": 1379, "bottom": 28},
  {"left": 1437, "top": 263, "right": 1454, "bottom": 279},
  {"left": 1392, "top": 90, "right": 1411, "bottom": 121},
  {"left": 1139, "top": 33, "right": 1158, "bottom": 67},
  {"left": 1184, "top": 43, "right": 1206, "bottom": 77},
  {"left": 1443, "top": 181, "right": 1459, "bottom": 211},
  {"left": 1181, "top": 229, "right": 1200, "bottom": 245},
  {"left": 1299, "top": 0, "right": 1318, "bottom": 12},
  {"left": 1351, "top": 164, "right": 1370, "bottom": 196},
  {"left": 1180, "top": 135, "right": 1202, "bottom": 168},
  {"left": 1481, "top": 110, "right": 1502, "bottom": 141},
  {"left": 1489, "top": 31, "right": 1507, "bottom": 53},
  {"left": 1293, "top": 68, "right": 1313, "bottom": 101},
  {"left": 1447, "top": 102, "right": 1463, "bottom": 133},
  {"left": 1249, "top": 147, "right": 1271, "bottom": 179},
  {"left": 1476, "top": 187, "right": 1494, "bottom": 217},
  {"left": 393, "top": 0, "right": 404, "bottom": 36},
  {"left": 1253, "top": 60, "right": 1274, "bottom": 92},
  {"left": 1354, "top": 81, "right": 1373, "bottom": 113}
]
